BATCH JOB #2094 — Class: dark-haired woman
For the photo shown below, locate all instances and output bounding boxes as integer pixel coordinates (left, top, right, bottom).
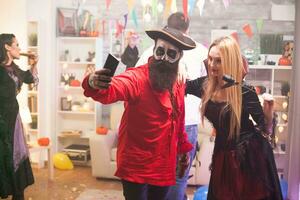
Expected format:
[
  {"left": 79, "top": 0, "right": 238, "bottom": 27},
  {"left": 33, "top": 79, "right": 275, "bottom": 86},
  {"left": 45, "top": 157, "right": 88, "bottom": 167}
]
[{"left": 0, "top": 33, "right": 38, "bottom": 200}]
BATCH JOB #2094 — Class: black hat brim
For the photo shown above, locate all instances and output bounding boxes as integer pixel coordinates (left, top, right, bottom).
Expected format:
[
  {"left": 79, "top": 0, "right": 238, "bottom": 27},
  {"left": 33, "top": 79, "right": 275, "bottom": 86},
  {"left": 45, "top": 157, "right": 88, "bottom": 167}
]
[{"left": 146, "top": 29, "right": 196, "bottom": 50}]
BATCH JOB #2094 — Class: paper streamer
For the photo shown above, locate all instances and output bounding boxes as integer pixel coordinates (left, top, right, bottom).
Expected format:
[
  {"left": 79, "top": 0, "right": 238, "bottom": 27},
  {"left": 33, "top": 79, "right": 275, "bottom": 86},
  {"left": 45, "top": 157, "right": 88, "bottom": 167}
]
[
  {"left": 222, "top": 0, "right": 230, "bottom": 9},
  {"left": 152, "top": 0, "right": 158, "bottom": 18},
  {"left": 171, "top": 0, "right": 177, "bottom": 13},
  {"left": 123, "top": 14, "right": 128, "bottom": 30},
  {"left": 231, "top": 32, "right": 239, "bottom": 44},
  {"left": 101, "top": 20, "right": 106, "bottom": 35},
  {"left": 128, "top": 0, "right": 135, "bottom": 12},
  {"left": 256, "top": 19, "right": 264, "bottom": 33},
  {"left": 164, "top": 0, "right": 173, "bottom": 19},
  {"left": 188, "top": 0, "right": 197, "bottom": 15},
  {"left": 106, "top": 0, "right": 112, "bottom": 10},
  {"left": 242, "top": 24, "right": 253, "bottom": 38},
  {"left": 183, "top": 0, "right": 188, "bottom": 19},
  {"left": 115, "top": 20, "right": 124, "bottom": 38},
  {"left": 196, "top": 0, "right": 206, "bottom": 16},
  {"left": 132, "top": 9, "right": 138, "bottom": 27}
]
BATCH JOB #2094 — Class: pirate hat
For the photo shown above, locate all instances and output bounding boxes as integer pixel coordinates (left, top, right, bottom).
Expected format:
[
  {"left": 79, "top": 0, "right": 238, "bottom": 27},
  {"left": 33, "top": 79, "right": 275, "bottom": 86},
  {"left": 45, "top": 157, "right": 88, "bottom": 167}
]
[{"left": 146, "top": 27, "right": 196, "bottom": 50}]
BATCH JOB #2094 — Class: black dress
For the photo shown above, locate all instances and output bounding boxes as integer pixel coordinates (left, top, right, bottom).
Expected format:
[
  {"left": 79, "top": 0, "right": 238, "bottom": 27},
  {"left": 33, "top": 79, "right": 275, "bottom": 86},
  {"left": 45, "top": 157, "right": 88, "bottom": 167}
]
[
  {"left": 186, "top": 77, "right": 283, "bottom": 200},
  {"left": 0, "top": 63, "right": 35, "bottom": 198}
]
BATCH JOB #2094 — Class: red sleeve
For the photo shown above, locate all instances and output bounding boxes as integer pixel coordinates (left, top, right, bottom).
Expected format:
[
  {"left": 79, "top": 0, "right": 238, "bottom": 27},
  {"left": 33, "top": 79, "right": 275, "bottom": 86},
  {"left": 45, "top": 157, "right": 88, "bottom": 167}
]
[
  {"left": 82, "top": 69, "right": 141, "bottom": 104},
  {"left": 177, "top": 84, "right": 193, "bottom": 154}
]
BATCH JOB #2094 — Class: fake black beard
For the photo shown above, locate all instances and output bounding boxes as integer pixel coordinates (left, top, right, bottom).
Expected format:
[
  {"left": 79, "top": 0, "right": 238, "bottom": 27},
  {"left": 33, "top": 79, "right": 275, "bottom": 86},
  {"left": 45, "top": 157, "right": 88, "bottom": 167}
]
[{"left": 149, "top": 59, "right": 179, "bottom": 91}]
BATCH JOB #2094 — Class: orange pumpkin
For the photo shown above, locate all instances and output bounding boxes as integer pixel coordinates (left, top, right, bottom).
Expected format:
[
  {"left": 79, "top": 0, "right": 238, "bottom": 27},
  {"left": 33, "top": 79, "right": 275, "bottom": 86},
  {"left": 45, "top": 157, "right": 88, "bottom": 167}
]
[
  {"left": 278, "top": 57, "right": 292, "bottom": 66},
  {"left": 38, "top": 137, "right": 50, "bottom": 146},
  {"left": 96, "top": 126, "right": 108, "bottom": 135},
  {"left": 70, "top": 80, "right": 81, "bottom": 87}
]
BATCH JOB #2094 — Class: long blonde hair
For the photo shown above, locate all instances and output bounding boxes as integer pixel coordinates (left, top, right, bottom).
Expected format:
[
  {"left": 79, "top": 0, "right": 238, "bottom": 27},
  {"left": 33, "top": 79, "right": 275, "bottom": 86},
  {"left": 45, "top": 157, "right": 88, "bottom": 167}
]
[{"left": 201, "top": 36, "right": 243, "bottom": 140}]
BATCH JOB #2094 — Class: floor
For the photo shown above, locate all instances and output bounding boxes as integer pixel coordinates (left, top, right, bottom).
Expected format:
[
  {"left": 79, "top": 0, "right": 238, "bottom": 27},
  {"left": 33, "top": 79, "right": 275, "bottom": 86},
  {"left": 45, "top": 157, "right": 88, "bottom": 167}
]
[{"left": 10, "top": 165, "right": 198, "bottom": 200}]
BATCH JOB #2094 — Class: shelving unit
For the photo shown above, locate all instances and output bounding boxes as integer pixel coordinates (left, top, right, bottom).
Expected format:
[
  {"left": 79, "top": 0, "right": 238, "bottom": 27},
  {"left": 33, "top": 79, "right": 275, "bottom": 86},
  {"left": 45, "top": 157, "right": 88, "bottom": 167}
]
[
  {"left": 55, "top": 36, "right": 103, "bottom": 152},
  {"left": 246, "top": 64, "right": 291, "bottom": 176},
  {"left": 26, "top": 21, "right": 40, "bottom": 143}
]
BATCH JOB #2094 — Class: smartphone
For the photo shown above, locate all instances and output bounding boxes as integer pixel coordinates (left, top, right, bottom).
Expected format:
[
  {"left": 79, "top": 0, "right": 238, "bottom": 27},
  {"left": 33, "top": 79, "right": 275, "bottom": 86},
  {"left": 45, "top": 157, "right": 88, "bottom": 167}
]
[{"left": 103, "top": 53, "right": 119, "bottom": 76}]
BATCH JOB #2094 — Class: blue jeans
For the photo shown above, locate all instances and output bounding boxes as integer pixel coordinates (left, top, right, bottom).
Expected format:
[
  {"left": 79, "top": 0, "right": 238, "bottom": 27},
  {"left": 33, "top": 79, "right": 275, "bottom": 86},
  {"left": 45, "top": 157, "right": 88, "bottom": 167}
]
[{"left": 167, "top": 124, "right": 198, "bottom": 200}]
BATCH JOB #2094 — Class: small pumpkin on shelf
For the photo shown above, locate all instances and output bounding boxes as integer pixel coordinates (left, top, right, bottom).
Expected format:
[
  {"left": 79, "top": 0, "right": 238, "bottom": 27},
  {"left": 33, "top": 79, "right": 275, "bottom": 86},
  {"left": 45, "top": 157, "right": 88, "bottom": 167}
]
[
  {"left": 38, "top": 137, "right": 50, "bottom": 146},
  {"left": 96, "top": 126, "right": 108, "bottom": 135},
  {"left": 70, "top": 79, "right": 81, "bottom": 87}
]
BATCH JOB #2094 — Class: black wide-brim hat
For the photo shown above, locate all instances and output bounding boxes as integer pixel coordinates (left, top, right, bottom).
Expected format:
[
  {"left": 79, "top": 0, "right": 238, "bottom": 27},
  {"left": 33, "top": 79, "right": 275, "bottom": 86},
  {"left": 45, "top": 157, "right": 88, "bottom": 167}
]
[{"left": 146, "top": 27, "right": 196, "bottom": 50}]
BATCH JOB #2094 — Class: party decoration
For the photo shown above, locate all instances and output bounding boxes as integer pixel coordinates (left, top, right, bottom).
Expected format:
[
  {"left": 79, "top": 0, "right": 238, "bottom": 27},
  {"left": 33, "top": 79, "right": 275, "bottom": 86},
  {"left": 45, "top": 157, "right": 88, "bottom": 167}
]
[
  {"left": 37, "top": 137, "right": 50, "bottom": 146},
  {"left": 171, "top": 0, "right": 177, "bottom": 13},
  {"left": 256, "top": 19, "right": 264, "bottom": 33},
  {"left": 123, "top": 14, "right": 128, "bottom": 30},
  {"left": 188, "top": 0, "right": 197, "bottom": 15},
  {"left": 131, "top": 9, "right": 138, "bottom": 27},
  {"left": 106, "top": 0, "right": 112, "bottom": 10},
  {"left": 53, "top": 153, "right": 74, "bottom": 170},
  {"left": 128, "top": 0, "right": 135, "bottom": 12},
  {"left": 164, "top": 0, "right": 173, "bottom": 19},
  {"left": 152, "top": 0, "right": 158, "bottom": 18},
  {"left": 183, "top": 0, "right": 188, "bottom": 19},
  {"left": 222, "top": 0, "right": 230, "bottom": 9},
  {"left": 231, "top": 31, "right": 239, "bottom": 43},
  {"left": 242, "top": 24, "right": 253, "bottom": 38},
  {"left": 193, "top": 185, "right": 209, "bottom": 200},
  {"left": 115, "top": 20, "right": 124, "bottom": 38},
  {"left": 196, "top": 0, "right": 206, "bottom": 16}
]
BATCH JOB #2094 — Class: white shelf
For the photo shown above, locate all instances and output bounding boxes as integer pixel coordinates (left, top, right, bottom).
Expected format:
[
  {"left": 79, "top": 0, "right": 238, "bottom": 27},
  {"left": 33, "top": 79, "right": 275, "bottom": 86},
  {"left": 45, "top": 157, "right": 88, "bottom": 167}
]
[
  {"left": 249, "top": 65, "right": 292, "bottom": 70},
  {"left": 273, "top": 150, "right": 286, "bottom": 155},
  {"left": 57, "top": 110, "right": 95, "bottom": 115},
  {"left": 58, "top": 86, "right": 82, "bottom": 91},
  {"left": 58, "top": 36, "right": 99, "bottom": 41},
  {"left": 28, "top": 129, "right": 38, "bottom": 133},
  {"left": 28, "top": 46, "right": 38, "bottom": 49},
  {"left": 58, "top": 61, "right": 95, "bottom": 65}
]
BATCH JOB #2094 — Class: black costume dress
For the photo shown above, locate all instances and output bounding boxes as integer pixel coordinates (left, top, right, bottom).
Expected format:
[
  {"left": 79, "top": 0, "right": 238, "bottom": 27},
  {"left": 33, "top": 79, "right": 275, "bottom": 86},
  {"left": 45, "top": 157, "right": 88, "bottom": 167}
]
[
  {"left": 0, "top": 63, "right": 35, "bottom": 198},
  {"left": 186, "top": 77, "right": 282, "bottom": 200}
]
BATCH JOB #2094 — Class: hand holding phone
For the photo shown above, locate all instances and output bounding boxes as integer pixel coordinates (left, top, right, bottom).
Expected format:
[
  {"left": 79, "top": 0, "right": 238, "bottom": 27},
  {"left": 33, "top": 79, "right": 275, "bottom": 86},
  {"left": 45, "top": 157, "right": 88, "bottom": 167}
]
[{"left": 88, "top": 54, "right": 119, "bottom": 89}]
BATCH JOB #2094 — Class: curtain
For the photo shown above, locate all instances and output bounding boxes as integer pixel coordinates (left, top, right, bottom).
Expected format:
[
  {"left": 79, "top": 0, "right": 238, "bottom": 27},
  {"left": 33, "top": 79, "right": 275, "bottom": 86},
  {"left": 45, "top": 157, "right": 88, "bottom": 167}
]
[{"left": 287, "top": 1, "right": 300, "bottom": 199}]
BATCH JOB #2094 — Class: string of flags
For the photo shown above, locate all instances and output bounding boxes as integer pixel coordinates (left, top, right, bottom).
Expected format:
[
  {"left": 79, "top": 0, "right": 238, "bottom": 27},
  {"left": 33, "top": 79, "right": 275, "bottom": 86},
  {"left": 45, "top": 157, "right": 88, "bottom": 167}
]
[{"left": 89, "top": 0, "right": 264, "bottom": 42}]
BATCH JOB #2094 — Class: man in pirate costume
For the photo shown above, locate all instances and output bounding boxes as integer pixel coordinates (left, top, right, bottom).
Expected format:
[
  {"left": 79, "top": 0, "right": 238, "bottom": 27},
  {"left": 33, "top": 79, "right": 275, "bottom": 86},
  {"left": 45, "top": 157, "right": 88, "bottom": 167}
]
[{"left": 82, "top": 27, "right": 196, "bottom": 200}]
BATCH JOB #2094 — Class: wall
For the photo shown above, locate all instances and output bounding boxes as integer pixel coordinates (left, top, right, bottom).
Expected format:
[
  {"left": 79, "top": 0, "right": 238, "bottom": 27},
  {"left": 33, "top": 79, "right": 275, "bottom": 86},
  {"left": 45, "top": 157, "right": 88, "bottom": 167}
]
[{"left": 0, "top": 0, "right": 28, "bottom": 108}]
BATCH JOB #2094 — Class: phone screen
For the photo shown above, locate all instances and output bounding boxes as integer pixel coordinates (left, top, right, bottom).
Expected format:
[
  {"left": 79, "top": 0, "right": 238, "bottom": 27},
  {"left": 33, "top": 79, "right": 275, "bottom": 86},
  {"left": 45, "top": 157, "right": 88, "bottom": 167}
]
[{"left": 103, "top": 53, "right": 120, "bottom": 76}]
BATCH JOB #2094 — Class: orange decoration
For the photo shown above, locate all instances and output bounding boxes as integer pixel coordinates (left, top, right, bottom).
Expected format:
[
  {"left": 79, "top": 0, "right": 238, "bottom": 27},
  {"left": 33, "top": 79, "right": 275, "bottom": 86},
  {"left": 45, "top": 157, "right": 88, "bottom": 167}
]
[
  {"left": 38, "top": 137, "right": 50, "bottom": 146},
  {"left": 278, "top": 57, "right": 292, "bottom": 66},
  {"left": 96, "top": 126, "right": 108, "bottom": 135},
  {"left": 70, "top": 80, "right": 81, "bottom": 87},
  {"left": 242, "top": 24, "right": 253, "bottom": 38}
]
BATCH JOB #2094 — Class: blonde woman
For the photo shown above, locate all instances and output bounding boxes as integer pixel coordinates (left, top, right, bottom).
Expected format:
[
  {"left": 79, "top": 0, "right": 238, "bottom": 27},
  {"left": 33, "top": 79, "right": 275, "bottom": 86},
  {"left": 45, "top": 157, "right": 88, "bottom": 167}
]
[{"left": 186, "top": 36, "right": 282, "bottom": 200}]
